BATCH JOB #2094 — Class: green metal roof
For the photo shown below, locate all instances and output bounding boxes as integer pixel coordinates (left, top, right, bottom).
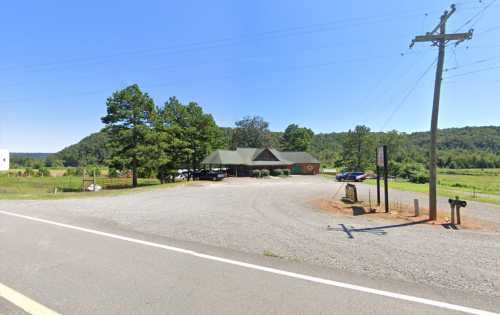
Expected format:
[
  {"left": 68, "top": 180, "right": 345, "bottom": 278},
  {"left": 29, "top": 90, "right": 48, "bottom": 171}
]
[
  {"left": 279, "top": 151, "right": 320, "bottom": 164},
  {"left": 202, "top": 148, "right": 319, "bottom": 166}
]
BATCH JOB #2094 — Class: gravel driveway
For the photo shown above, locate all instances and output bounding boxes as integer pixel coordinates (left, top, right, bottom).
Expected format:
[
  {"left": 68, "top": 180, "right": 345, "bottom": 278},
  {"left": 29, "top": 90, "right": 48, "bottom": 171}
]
[{"left": 1, "top": 176, "right": 499, "bottom": 297}]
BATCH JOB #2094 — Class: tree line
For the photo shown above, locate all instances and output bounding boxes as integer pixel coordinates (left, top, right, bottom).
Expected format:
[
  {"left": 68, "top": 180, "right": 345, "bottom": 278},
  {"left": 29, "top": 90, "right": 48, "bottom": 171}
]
[
  {"left": 12, "top": 84, "right": 499, "bottom": 183},
  {"left": 39, "top": 84, "right": 313, "bottom": 186}
]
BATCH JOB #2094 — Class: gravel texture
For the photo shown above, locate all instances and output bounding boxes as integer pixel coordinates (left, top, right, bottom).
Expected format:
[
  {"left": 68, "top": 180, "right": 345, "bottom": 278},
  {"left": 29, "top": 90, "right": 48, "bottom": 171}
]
[{"left": 1, "top": 176, "right": 499, "bottom": 297}]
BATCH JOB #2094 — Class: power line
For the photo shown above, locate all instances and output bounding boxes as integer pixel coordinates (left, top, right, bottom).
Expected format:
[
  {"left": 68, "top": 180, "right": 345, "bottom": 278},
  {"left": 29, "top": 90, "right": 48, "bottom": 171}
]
[
  {"left": 444, "top": 64, "right": 500, "bottom": 78},
  {"left": 0, "top": 52, "right": 419, "bottom": 104},
  {"left": 444, "top": 54, "right": 500, "bottom": 71},
  {"left": 378, "top": 58, "right": 437, "bottom": 131},
  {"left": 454, "top": 0, "right": 498, "bottom": 32},
  {"left": 0, "top": 6, "right": 476, "bottom": 74}
]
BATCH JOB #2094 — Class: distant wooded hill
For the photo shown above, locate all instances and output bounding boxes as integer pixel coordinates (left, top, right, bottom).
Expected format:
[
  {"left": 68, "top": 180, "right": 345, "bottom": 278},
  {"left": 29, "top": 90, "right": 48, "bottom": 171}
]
[
  {"left": 46, "top": 125, "right": 500, "bottom": 169},
  {"left": 10, "top": 152, "right": 52, "bottom": 159}
]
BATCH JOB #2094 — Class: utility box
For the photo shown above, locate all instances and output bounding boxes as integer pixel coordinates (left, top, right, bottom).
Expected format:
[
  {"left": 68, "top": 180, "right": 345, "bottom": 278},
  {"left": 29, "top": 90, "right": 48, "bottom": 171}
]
[{"left": 0, "top": 149, "right": 9, "bottom": 171}]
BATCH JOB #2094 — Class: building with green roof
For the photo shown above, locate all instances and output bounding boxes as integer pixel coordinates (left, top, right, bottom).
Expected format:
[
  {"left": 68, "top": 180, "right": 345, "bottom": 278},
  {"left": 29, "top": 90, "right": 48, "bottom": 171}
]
[{"left": 201, "top": 148, "right": 320, "bottom": 176}]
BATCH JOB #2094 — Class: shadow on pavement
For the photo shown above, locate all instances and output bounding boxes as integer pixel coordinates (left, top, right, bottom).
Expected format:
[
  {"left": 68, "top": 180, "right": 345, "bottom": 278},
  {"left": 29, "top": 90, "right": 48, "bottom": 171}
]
[{"left": 327, "top": 220, "right": 430, "bottom": 239}]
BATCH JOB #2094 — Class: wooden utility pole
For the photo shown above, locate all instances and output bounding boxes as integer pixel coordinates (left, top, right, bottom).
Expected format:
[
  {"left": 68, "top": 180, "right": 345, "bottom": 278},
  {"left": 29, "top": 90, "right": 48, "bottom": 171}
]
[{"left": 410, "top": 4, "right": 473, "bottom": 220}]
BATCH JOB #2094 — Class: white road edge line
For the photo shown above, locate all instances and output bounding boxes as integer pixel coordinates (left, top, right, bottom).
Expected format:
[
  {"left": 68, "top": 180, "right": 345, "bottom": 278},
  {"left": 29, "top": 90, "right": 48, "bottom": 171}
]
[
  {"left": 0, "top": 282, "right": 61, "bottom": 315},
  {"left": 1, "top": 210, "right": 498, "bottom": 315}
]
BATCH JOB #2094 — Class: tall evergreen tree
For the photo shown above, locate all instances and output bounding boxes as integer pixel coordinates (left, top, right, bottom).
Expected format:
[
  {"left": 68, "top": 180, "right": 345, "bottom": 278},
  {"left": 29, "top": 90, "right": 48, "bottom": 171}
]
[{"left": 101, "top": 84, "right": 155, "bottom": 187}]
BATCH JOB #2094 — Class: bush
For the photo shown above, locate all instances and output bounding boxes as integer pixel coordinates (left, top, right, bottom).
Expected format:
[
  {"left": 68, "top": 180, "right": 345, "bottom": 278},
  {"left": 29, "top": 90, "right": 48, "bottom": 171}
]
[
  {"left": 271, "top": 169, "right": 283, "bottom": 176},
  {"left": 251, "top": 169, "right": 261, "bottom": 178},
  {"left": 86, "top": 165, "right": 102, "bottom": 177},
  {"left": 64, "top": 167, "right": 95, "bottom": 177},
  {"left": 108, "top": 168, "right": 120, "bottom": 178},
  {"left": 23, "top": 168, "right": 36, "bottom": 177},
  {"left": 408, "top": 171, "right": 429, "bottom": 184},
  {"left": 283, "top": 169, "right": 290, "bottom": 176},
  {"left": 261, "top": 169, "right": 270, "bottom": 177},
  {"left": 37, "top": 167, "right": 51, "bottom": 177}
]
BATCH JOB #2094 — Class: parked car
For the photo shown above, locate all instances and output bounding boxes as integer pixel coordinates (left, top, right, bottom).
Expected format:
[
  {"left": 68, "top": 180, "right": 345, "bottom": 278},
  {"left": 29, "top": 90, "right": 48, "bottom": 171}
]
[
  {"left": 335, "top": 172, "right": 367, "bottom": 182},
  {"left": 194, "top": 170, "right": 225, "bottom": 181}
]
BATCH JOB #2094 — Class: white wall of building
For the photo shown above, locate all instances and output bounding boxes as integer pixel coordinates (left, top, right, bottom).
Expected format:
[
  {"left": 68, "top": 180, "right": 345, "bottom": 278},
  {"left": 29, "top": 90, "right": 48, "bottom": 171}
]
[{"left": 0, "top": 149, "right": 9, "bottom": 171}]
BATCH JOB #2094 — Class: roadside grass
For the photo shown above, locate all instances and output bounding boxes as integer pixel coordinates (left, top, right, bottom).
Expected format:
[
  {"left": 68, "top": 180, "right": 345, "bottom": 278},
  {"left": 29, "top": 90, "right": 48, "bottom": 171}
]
[
  {"left": 321, "top": 168, "right": 500, "bottom": 205},
  {"left": 364, "top": 172, "right": 500, "bottom": 206},
  {"left": 0, "top": 174, "right": 190, "bottom": 200}
]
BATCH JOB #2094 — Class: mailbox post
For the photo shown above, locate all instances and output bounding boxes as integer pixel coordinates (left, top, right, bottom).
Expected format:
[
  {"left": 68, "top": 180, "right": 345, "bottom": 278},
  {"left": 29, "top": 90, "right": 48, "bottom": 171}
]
[{"left": 448, "top": 196, "right": 467, "bottom": 225}]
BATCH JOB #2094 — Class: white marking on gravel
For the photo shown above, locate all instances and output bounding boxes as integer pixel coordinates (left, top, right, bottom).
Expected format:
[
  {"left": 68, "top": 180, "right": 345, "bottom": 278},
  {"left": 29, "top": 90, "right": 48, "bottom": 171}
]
[
  {"left": 1, "top": 210, "right": 498, "bottom": 315},
  {"left": 0, "top": 282, "right": 60, "bottom": 315}
]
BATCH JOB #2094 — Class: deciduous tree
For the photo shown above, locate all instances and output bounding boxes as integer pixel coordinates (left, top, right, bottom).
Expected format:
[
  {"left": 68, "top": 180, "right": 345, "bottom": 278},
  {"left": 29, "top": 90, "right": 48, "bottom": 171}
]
[
  {"left": 341, "top": 125, "right": 374, "bottom": 171},
  {"left": 232, "top": 116, "right": 272, "bottom": 148},
  {"left": 282, "top": 124, "right": 314, "bottom": 151}
]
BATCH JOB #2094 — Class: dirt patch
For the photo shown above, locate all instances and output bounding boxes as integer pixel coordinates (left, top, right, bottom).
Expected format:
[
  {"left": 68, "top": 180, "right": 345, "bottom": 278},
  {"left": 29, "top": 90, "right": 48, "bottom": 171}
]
[{"left": 311, "top": 198, "right": 500, "bottom": 232}]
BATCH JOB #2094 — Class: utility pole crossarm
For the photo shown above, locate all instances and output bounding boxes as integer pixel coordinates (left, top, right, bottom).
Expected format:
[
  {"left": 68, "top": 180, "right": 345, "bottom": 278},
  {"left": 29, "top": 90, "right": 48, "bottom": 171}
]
[{"left": 411, "top": 31, "right": 473, "bottom": 44}]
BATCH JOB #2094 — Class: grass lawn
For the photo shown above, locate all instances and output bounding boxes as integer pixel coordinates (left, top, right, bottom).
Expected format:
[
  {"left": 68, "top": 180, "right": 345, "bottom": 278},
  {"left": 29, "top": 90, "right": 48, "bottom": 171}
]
[
  {"left": 0, "top": 174, "right": 188, "bottom": 200},
  {"left": 364, "top": 168, "right": 500, "bottom": 206}
]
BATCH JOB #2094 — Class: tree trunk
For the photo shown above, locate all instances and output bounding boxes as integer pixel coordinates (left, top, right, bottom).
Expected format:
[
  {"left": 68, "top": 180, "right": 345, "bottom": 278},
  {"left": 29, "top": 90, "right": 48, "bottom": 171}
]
[{"left": 132, "top": 167, "right": 138, "bottom": 187}]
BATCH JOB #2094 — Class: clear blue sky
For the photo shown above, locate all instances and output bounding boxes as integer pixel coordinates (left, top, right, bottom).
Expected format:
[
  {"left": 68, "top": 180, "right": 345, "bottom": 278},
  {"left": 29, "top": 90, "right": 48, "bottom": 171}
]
[{"left": 0, "top": 0, "right": 499, "bottom": 152}]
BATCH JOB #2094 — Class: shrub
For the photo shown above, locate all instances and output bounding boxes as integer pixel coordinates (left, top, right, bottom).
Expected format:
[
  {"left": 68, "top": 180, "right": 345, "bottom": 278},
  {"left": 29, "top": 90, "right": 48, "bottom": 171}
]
[
  {"left": 86, "top": 165, "right": 102, "bottom": 177},
  {"left": 37, "top": 167, "right": 51, "bottom": 177},
  {"left": 408, "top": 171, "right": 429, "bottom": 184},
  {"left": 251, "top": 169, "right": 261, "bottom": 178},
  {"left": 108, "top": 168, "right": 120, "bottom": 178},
  {"left": 23, "top": 168, "right": 36, "bottom": 177},
  {"left": 283, "top": 169, "right": 290, "bottom": 176},
  {"left": 63, "top": 167, "right": 86, "bottom": 177},
  {"left": 271, "top": 169, "right": 283, "bottom": 176},
  {"left": 261, "top": 169, "right": 270, "bottom": 177}
]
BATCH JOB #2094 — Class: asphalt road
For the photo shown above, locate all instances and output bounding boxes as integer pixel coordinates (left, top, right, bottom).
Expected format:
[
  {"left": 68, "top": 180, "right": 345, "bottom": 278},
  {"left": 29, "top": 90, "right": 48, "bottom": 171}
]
[{"left": 1, "top": 210, "right": 499, "bottom": 315}]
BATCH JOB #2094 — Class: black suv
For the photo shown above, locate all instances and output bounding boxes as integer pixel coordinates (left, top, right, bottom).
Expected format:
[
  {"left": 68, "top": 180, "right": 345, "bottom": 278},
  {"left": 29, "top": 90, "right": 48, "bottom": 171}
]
[{"left": 194, "top": 170, "right": 225, "bottom": 181}]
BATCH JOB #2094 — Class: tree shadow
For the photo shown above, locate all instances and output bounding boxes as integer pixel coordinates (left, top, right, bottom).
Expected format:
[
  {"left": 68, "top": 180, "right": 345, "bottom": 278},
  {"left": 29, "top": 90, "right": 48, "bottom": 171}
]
[{"left": 327, "top": 220, "right": 430, "bottom": 239}]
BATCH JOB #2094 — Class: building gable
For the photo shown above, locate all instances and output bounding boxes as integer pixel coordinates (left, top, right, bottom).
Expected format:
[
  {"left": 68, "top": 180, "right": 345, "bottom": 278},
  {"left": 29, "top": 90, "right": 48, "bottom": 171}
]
[{"left": 253, "top": 148, "right": 280, "bottom": 162}]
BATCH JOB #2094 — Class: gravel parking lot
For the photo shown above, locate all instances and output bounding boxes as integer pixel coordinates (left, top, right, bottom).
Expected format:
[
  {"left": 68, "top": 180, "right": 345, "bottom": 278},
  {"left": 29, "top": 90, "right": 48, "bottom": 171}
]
[{"left": 1, "top": 176, "right": 499, "bottom": 297}]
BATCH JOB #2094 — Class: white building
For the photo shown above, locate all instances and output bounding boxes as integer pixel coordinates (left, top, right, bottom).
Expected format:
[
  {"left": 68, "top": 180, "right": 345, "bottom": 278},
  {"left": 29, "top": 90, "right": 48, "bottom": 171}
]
[{"left": 0, "top": 149, "right": 9, "bottom": 171}]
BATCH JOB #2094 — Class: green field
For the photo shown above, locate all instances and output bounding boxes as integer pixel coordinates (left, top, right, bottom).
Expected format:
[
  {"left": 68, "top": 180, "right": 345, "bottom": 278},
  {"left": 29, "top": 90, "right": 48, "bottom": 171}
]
[
  {"left": 365, "top": 168, "right": 500, "bottom": 205},
  {"left": 0, "top": 173, "right": 182, "bottom": 200}
]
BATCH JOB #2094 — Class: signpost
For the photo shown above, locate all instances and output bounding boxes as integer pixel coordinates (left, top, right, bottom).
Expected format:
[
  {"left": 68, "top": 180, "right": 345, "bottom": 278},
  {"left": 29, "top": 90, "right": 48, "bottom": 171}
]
[{"left": 376, "top": 146, "right": 389, "bottom": 213}]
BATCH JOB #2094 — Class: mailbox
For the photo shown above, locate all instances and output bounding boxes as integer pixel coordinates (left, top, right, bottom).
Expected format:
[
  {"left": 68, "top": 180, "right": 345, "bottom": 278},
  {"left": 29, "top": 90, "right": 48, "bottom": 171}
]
[{"left": 448, "top": 197, "right": 466, "bottom": 225}]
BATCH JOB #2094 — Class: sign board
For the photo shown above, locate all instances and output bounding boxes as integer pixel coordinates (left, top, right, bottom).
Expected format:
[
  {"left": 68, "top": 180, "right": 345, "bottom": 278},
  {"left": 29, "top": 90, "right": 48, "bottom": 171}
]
[
  {"left": 377, "top": 146, "right": 385, "bottom": 167},
  {"left": 345, "top": 184, "right": 358, "bottom": 203}
]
